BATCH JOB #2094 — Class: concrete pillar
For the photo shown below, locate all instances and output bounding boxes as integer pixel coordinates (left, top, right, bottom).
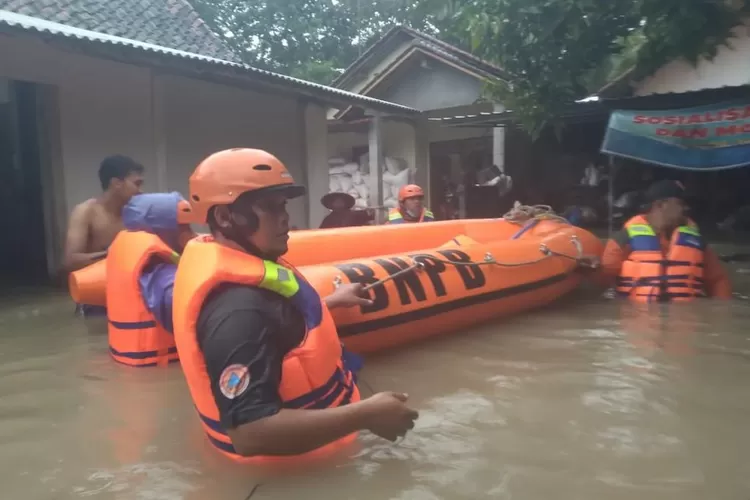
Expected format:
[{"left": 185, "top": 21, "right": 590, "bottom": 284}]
[
  {"left": 368, "top": 113, "right": 384, "bottom": 223},
  {"left": 412, "top": 116, "right": 431, "bottom": 207},
  {"left": 492, "top": 102, "right": 506, "bottom": 172},
  {"left": 301, "top": 102, "right": 329, "bottom": 229}
]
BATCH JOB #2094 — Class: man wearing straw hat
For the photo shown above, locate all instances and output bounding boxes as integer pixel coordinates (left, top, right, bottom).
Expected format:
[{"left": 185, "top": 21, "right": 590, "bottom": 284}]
[{"left": 319, "top": 192, "right": 373, "bottom": 229}]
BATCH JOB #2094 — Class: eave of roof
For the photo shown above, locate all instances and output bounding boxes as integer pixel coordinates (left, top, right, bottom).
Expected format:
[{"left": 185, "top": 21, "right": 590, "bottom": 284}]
[
  {"left": 0, "top": 10, "right": 419, "bottom": 116},
  {"left": 596, "top": 66, "right": 638, "bottom": 98},
  {"left": 429, "top": 84, "right": 750, "bottom": 128}
]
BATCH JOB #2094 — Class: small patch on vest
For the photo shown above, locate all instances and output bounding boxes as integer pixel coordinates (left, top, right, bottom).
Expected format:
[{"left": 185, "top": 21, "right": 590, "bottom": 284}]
[
  {"left": 219, "top": 364, "right": 250, "bottom": 400},
  {"left": 682, "top": 236, "right": 701, "bottom": 249},
  {"left": 277, "top": 268, "right": 290, "bottom": 282}
]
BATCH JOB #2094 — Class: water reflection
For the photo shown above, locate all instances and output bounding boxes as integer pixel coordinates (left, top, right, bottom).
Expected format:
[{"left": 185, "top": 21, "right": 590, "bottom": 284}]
[{"left": 0, "top": 282, "right": 749, "bottom": 498}]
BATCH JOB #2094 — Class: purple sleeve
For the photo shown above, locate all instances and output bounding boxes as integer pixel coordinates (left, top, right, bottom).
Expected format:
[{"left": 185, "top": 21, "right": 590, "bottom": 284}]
[{"left": 138, "top": 261, "right": 177, "bottom": 334}]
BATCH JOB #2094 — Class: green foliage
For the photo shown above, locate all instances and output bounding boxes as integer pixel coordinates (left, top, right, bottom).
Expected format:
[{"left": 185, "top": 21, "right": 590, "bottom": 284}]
[
  {"left": 190, "top": 0, "right": 749, "bottom": 137},
  {"left": 457, "top": 0, "right": 750, "bottom": 137},
  {"left": 189, "top": 0, "right": 459, "bottom": 84}
]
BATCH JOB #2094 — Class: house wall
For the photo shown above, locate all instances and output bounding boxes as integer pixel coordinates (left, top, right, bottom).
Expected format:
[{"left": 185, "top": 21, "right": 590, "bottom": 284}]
[
  {"left": 374, "top": 62, "right": 484, "bottom": 111},
  {"left": 635, "top": 22, "right": 750, "bottom": 95},
  {"left": 0, "top": 33, "right": 328, "bottom": 273},
  {"left": 332, "top": 41, "right": 509, "bottom": 191},
  {"left": 159, "top": 75, "right": 306, "bottom": 228},
  {"left": 335, "top": 36, "right": 415, "bottom": 97}
]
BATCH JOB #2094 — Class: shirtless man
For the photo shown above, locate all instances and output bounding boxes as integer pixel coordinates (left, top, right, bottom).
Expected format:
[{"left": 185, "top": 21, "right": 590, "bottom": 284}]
[{"left": 63, "top": 155, "right": 145, "bottom": 273}]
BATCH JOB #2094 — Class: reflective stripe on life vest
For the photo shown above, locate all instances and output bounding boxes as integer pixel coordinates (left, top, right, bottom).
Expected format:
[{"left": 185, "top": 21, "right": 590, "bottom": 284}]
[
  {"left": 615, "top": 215, "right": 705, "bottom": 303},
  {"left": 106, "top": 231, "right": 180, "bottom": 367},
  {"left": 172, "top": 236, "right": 360, "bottom": 463},
  {"left": 387, "top": 208, "right": 435, "bottom": 224}
]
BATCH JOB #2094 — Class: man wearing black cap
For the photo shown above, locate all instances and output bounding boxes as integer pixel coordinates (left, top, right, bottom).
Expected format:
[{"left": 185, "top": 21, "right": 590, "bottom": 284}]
[{"left": 600, "top": 180, "right": 731, "bottom": 302}]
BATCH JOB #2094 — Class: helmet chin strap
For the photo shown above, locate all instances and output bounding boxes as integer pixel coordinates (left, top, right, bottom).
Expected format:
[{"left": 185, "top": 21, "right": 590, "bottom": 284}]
[{"left": 221, "top": 219, "right": 278, "bottom": 261}]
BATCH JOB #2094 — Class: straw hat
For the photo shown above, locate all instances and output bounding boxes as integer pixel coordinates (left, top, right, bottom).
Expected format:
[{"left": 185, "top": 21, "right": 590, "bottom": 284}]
[{"left": 321, "top": 192, "right": 356, "bottom": 210}]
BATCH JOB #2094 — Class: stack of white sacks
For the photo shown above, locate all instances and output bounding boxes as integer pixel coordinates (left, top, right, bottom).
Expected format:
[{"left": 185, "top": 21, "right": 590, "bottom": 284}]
[{"left": 328, "top": 153, "right": 411, "bottom": 209}]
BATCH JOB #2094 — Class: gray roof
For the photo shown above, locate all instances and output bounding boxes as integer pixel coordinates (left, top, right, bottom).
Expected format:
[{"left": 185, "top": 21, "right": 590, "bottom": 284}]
[
  {"left": 0, "top": 0, "right": 238, "bottom": 61},
  {"left": 0, "top": 10, "right": 419, "bottom": 115},
  {"left": 333, "top": 25, "right": 509, "bottom": 90}
]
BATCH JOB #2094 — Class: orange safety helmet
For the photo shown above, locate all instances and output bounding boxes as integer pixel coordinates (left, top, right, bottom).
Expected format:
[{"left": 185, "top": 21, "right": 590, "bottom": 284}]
[
  {"left": 398, "top": 184, "right": 424, "bottom": 202},
  {"left": 188, "top": 148, "right": 306, "bottom": 223}
]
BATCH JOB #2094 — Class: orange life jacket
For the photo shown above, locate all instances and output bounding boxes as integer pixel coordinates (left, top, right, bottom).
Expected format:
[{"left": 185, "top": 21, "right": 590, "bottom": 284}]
[
  {"left": 615, "top": 215, "right": 705, "bottom": 303},
  {"left": 106, "top": 231, "right": 180, "bottom": 367},
  {"left": 387, "top": 207, "right": 435, "bottom": 224},
  {"left": 172, "top": 236, "right": 360, "bottom": 463}
]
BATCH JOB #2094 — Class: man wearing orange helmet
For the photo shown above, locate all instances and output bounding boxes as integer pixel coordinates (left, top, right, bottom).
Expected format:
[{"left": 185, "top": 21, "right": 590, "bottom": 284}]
[
  {"left": 387, "top": 184, "right": 435, "bottom": 224},
  {"left": 171, "top": 148, "right": 419, "bottom": 462}
]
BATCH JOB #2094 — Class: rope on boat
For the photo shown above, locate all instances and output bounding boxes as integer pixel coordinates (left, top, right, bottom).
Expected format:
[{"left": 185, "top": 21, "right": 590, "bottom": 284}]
[
  {"left": 337, "top": 235, "right": 594, "bottom": 293},
  {"left": 332, "top": 202, "right": 599, "bottom": 291},
  {"left": 502, "top": 201, "right": 571, "bottom": 225}
]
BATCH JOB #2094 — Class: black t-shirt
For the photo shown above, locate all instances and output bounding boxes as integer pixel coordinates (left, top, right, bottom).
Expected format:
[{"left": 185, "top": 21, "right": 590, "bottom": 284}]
[{"left": 196, "top": 284, "right": 306, "bottom": 430}]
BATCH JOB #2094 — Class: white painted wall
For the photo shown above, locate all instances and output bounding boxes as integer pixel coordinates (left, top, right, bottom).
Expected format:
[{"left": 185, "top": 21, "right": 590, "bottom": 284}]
[
  {"left": 0, "top": 33, "right": 329, "bottom": 272},
  {"left": 635, "top": 21, "right": 750, "bottom": 96},
  {"left": 0, "top": 36, "right": 157, "bottom": 207},
  {"left": 160, "top": 75, "right": 306, "bottom": 228}
]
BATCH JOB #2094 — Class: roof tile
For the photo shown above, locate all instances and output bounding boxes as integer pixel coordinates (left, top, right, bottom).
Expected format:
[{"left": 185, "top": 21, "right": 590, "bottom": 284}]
[{"left": 0, "top": 0, "right": 238, "bottom": 60}]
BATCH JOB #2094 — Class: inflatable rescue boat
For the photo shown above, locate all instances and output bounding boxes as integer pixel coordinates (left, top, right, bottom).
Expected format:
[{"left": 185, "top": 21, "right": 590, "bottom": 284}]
[
  {"left": 69, "top": 215, "right": 602, "bottom": 353},
  {"left": 291, "top": 217, "right": 602, "bottom": 353}
]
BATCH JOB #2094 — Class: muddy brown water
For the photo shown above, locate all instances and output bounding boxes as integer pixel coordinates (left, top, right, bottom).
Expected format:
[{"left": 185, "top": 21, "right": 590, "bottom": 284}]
[{"left": 1, "top": 260, "right": 750, "bottom": 499}]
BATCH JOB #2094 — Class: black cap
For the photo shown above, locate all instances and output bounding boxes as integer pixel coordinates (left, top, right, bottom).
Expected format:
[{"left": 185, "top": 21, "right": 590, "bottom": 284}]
[{"left": 644, "top": 180, "right": 686, "bottom": 204}]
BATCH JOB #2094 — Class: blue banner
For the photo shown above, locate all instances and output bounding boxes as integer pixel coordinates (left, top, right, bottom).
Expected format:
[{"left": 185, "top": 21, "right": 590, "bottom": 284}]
[{"left": 600, "top": 99, "right": 750, "bottom": 170}]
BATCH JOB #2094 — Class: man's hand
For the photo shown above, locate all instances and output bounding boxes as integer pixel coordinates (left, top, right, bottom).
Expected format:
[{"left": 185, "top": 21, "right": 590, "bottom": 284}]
[
  {"left": 325, "top": 283, "right": 373, "bottom": 309},
  {"left": 360, "top": 392, "right": 419, "bottom": 441}
]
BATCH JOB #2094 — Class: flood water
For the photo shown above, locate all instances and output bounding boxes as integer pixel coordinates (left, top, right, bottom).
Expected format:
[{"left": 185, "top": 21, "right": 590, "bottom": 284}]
[{"left": 2, "top": 259, "right": 750, "bottom": 499}]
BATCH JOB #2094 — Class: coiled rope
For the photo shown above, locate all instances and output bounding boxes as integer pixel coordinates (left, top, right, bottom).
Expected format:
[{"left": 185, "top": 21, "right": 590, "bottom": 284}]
[{"left": 503, "top": 201, "right": 571, "bottom": 225}]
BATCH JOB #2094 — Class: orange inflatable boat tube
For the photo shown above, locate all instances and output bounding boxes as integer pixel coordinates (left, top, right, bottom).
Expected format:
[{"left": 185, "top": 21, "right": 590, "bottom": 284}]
[
  {"left": 67, "top": 219, "right": 524, "bottom": 306},
  {"left": 67, "top": 218, "right": 602, "bottom": 316},
  {"left": 296, "top": 220, "right": 603, "bottom": 354}
]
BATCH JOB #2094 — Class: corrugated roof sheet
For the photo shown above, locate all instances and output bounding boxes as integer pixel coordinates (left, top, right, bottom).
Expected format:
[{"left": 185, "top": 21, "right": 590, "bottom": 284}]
[
  {"left": 0, "top": 10, "right": 419, "bottom": 115},
  {"left": 0, "top": 0, "right": 238, "bottom": 61},
  {"left": 429, "top": 84, "right": 750, "bottom": 127}
]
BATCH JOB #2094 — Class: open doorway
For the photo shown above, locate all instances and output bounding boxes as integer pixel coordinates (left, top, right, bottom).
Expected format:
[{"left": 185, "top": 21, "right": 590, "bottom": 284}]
[{"left": 0, "top": 79, "right": 50, "bottom": 289}]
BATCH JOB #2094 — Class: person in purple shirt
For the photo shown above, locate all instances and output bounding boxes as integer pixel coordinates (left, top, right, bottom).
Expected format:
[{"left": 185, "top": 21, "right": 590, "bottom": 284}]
[{"left": 122, "top": 192, "right": 196, "bottom": 333}]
